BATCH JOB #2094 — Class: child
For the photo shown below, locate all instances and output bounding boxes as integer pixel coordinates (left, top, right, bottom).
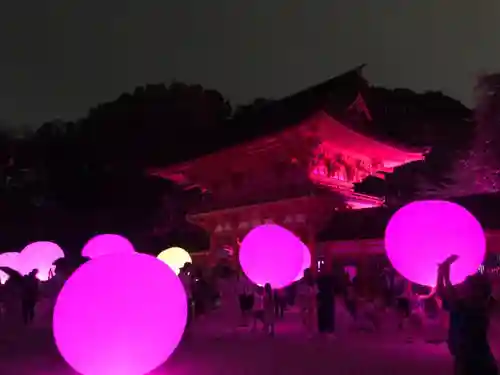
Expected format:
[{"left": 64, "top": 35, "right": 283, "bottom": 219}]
[
  {"left": 274, "top": 288, "right": 287, "bottom": 319},
  {"left": 252, "top": 287, "right": 265, "bottom": 331},
  {"left": 396, "top": 280, "right": 412, "bottom": 330},
  {"left": 344, "top": 280, "right": 357, "bottom": 322},
  {"left": 236, "top": 273, "right": 254, "bottom": 327},
  {"left": 263, "top": 283, "right": 275, "bottom": 336}
]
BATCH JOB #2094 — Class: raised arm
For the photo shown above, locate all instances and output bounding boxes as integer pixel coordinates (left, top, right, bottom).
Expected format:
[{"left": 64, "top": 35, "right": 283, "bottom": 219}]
[{"left": 436, "top": 255, "right": 459, "bottom": 305}]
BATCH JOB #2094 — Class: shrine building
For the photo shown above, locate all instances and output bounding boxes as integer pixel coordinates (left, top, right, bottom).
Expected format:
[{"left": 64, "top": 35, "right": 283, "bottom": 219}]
[{"left": 149, "top": 66, "right": 426, "bottom": 270}]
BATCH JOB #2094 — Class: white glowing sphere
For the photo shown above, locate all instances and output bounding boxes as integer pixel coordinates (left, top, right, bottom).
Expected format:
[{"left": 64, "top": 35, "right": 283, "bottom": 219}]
[{"left": 157, "top": 247, "right": 192, "bottom": 275}]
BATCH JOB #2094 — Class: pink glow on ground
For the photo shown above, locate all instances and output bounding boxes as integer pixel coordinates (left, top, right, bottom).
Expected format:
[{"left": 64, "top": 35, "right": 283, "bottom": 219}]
[
  {"left": 81, "top": 234, "right": 135, "bottom": 259},
  {"left": 239, "top": 224, "right": 303, "bottom": 289},
  {"left": 18, "top": 242, "right": 64, "bottom": 281},
  {"left": 293, "top": 244, "right": 311, "bottom": 281},
  {"left": 0, "top": 252, "right": 19, "bottom": 284},
  {"left": 53, "top": 252, "right": 187, "bottom": 375},
  {"left": 385, "top": 200, "right": 486, "bottom": 286}
]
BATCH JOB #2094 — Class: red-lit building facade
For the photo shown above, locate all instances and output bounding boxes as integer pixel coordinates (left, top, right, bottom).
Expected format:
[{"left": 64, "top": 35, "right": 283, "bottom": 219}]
[{"left": 150, "top": 67, "right": 426, "bottom": 273}]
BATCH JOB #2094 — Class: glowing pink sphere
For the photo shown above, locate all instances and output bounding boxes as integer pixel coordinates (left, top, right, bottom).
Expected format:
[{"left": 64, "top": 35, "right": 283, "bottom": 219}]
[
  {"left": 18, "top": 242, "right": 64, "bottom": 281},
  {"left": 385, "top": 200, "right": 486, "bottom": 286},
  {"left": 82, "top": 234, "right": 135, "bottom": 259},
  {"left": 239, "top": 224, "right": 304, "bottom": 288},
  {"left": 0, "top": 252, "right": 20, "bottom": 284},
  {"left": 294, "top": 244, "right": 311, "bottom": 281},
  {"left": 53, "top": 252, "right": 187, "bottom": 375}
]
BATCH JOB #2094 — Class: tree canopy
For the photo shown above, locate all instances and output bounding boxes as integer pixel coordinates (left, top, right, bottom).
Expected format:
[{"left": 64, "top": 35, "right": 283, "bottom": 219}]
[{"left": 0, "top": 78, "right": 486, "bottom": 253}]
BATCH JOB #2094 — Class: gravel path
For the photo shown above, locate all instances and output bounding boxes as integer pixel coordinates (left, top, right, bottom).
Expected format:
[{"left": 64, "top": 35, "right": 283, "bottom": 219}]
[{"left": 0, "top": 299, "right": 463, "bottom": 375}]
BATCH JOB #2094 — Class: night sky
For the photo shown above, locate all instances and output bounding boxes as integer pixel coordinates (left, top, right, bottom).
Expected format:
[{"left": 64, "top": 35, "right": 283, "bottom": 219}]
[{"left": 1, "top": 1, "right": 500, "bottom": 126}]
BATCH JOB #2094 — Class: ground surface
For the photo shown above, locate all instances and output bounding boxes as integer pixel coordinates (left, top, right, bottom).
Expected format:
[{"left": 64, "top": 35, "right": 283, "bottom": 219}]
[{"left": 1, "top": 291, "right": 499, "bottom": 374}]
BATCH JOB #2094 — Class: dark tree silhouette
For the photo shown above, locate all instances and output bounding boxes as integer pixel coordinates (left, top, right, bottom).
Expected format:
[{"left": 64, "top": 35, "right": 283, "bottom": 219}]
[
  {"left": 362, "top": 87, "right": 474, "bottom": 203},
  {"left": 232, "top": 98, "right": 275, "bottom": 120},
  {"left": 0, "top": 82, "right": 232, "bottom": 255},
  {"left": 426, "top": 74, "right": 500, "bottom": 197}
]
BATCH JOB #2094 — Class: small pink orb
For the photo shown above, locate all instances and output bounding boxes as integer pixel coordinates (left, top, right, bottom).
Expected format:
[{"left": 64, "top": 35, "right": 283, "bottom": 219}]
[
  {"left": 294, "top": 244, "right": 311, "bottom": 281},
  {"left": 385, "top": 200, "right": 486, "bottom": 286},
  {"left": 53, "top": 252, "right": 187, "bottom": 375},
  {"left": 239, "top": 224, "right": 304, "bottom": 288},
  {"left": 19, "top": 242, "right": 64, "bottom": 281},
  {"left": 82, "top": 234, "right": 135, "bottom": 259}
]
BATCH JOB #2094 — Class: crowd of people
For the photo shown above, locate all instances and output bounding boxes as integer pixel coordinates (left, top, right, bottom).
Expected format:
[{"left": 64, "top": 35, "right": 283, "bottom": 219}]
[
  {"left": 176, "top": 257, "right": 499, "bottom": 375},
  {"left": 0, "top": 256, "right": 498, "bottom": 375}
]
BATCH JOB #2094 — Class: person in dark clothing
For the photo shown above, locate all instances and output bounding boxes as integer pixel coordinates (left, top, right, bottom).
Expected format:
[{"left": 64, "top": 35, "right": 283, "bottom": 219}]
[
  {"left": 273, "top": 289, "right": 286, "bottom": 319},
  {"left": 343, "top": 278, "right": 357, "bottom": 321},
  {"left": 316, "top": 271, "right": 336, "bottom": 336},
  {"left": 22, "top": 269, "right": 39, "bottom": 325},
  {"left": 438, "top": 255, "right": 497, "bottom": 375}
]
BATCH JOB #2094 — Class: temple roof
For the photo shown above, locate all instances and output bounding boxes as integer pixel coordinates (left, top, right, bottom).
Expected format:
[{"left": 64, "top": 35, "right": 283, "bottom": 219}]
[
  {"left": 317, "top": 193, "right": 500, "bottom": 242},
  {"left": 221, "top": 65, "right": 369, "bottom": 146},
  {"left": 151, "top": 65, "right": 425, "bottom": 178}
]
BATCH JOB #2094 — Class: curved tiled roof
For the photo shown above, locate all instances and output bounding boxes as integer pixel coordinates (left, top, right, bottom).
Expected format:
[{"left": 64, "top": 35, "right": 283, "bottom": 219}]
[{"left": 317, "top": 193, "right": 500, "bottom": 241}]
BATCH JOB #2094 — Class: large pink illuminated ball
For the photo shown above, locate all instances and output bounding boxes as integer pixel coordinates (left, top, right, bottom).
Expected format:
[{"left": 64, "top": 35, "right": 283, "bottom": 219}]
[
  {"left": 294, "top": 244, "right": 311, "bottom": 281},
  {"left": 239, "top": 224, "right": 304, "bottom": 288},
  {"left": 82, "top": 234, "right": 135, "bottom": 259},
  {"left": 0, "top": 252, "right": 20, "bottom": 284},
  {"left": 385, "top": 200, "right": 486, "bottom": 286},
  {"left": 19, "top": 242, "right": 64, "bottom": 281},
  {"left": 53, "top": 252, "right": 187, "bottom": 375}
]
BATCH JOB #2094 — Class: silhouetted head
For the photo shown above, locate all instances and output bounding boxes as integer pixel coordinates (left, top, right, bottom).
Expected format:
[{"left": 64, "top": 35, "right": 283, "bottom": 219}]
[
  {"left": 181, "top": 262, "right": 192, "bottom": 274},
  {"left": 264, "top": 283, "right": 272, "bottom": 296},
  {"left": 29, "top": 269, "right": 39, "bottom": 278},
  {"left": 303, "top": 268, "right": 314, "bottom": 286},
  {"left": 463, "top": 273, "right": 491, "bottom": 305}
]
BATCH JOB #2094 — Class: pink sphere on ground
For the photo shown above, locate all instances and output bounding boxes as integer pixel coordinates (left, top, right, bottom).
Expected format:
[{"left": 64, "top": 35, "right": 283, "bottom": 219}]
[
  {"left": 53, "top": 252, "right": 187, "bottom": 375},
  {"left": 294, "top": 244, "right": 312, "bottom": 281},
  {"left": 82, "top": 234, "right": 135, "bottom": 259},
  {"left": 19, "top": 242, "right": 64, "bottom": 281},
  {"left": 385, "top": 200, "right": 486, "bottom": 286},
  {"left": 239, "top": 224, "right": 304, "bottom": 288}
]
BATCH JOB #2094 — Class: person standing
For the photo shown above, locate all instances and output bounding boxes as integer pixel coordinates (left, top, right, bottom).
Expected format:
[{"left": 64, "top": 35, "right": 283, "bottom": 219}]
[
  {"left": 297, "top": 268, "right": 317, "bottom": 337},
  {"left": 438, "top": 255, "right": 497, "bottom": 375},
  {"left": 179, "top": 263, "right": 194, "bottom": 328},
  {"left": 316, "top": 268, "right": 336, "bottom": 338},
  {"left": 236, "top": 272, "right": 254, "bottom": 327},
  {"left": 263, "top": 283, "right": 275, "bottom": 336},
  {"left": 273, "top": 288, "right": 286, "bottom": 319},
  {"left": 21, "top": 270, "right": 39, "bottom": 325},
  {"left": 395, "top": 274, "right": 412, "bottom": 330}
]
